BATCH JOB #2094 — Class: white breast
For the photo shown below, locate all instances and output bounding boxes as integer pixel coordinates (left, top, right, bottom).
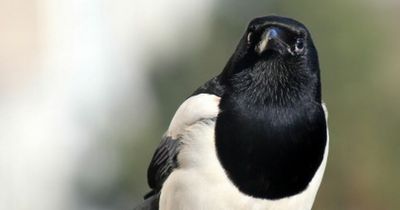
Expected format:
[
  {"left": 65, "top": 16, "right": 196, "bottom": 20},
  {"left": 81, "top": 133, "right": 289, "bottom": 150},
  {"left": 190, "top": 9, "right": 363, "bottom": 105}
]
[{"left": 159, "top": 94, "right": 329, "bottom": 210}]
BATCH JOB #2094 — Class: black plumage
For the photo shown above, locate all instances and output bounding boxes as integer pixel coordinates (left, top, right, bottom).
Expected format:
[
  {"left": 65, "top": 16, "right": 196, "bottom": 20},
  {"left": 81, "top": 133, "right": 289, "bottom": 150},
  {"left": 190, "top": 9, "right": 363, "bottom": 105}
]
[{"left": 145, "top": 136, "right": 181, "bottom": 198}]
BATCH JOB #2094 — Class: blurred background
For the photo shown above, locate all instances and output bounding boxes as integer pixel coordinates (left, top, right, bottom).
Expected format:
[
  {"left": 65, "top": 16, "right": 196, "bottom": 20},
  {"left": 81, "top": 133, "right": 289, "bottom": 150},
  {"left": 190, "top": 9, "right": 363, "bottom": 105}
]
[{"left": 0, "top": 0, "right": 399, "bottom": 210}]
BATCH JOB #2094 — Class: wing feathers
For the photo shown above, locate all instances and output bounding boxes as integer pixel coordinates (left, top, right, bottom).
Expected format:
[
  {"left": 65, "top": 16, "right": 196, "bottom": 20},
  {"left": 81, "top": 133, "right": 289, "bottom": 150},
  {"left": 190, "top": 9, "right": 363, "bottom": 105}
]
[{"left": 147, "top": 136, "right": 180, "bottom": 190}]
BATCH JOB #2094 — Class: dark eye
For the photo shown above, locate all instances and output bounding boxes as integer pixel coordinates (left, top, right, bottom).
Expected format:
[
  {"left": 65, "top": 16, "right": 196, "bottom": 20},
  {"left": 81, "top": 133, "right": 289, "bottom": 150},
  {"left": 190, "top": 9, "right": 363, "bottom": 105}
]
[{"left": 295, "top": 38, "right": 304, "bottom": 52}]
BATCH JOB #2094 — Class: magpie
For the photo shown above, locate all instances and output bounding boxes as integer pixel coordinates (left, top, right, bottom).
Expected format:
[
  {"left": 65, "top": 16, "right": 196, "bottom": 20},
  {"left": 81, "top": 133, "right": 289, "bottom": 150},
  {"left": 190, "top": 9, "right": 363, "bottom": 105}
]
[{"left": 134, "top": 15, "right": 329, "bottom": 210}]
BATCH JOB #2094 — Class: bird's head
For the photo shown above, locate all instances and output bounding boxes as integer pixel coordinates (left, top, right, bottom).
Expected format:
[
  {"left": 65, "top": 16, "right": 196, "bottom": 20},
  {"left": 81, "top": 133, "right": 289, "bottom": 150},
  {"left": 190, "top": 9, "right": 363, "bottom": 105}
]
[{"left": 221, "top": 16, "right": 321, "bottom": 105}]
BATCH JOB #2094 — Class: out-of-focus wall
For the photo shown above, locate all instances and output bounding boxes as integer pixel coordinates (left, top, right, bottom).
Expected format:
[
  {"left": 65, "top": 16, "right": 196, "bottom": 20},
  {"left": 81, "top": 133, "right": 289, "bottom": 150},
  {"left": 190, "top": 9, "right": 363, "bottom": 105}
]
[
  {"left": 0, "top": 0, "right": 216, "bottom": 210},
  {"left": 0, "top": 0, "right": 39, "bottom": 94}
]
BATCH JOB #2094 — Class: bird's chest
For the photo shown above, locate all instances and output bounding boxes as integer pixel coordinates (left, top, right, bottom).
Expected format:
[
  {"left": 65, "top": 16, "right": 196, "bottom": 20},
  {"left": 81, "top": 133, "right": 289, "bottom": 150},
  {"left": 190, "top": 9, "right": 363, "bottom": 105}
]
[
  {"left": 215, "top": 98, "right": 327, "bottom": 199},
  {"left": 159, "top": 118, "right": 327, "bottom": 210}
]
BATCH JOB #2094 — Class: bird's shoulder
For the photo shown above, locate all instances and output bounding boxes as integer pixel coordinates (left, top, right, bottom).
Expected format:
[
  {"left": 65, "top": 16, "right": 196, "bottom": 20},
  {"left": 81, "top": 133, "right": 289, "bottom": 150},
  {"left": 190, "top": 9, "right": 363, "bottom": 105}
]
[
  {"left": 191, "top": 75, "right": 225, "bottom": 97},
  {"left": 166, "top": 93, "right": 220, "bottom": 139},
  {"left": 145, "top": 77, "right": 224, "bottom": 198}
]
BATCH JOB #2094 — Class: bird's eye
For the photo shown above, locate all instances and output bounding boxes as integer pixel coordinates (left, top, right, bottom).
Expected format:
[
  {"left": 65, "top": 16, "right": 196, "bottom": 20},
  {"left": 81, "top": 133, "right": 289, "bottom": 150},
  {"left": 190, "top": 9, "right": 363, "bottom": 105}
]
[
  {"left": 247, "top": 32, "right": 253, "bottom": 43},
  {"left": 294, "top": 38, "right": 304, "bottom": 53}
]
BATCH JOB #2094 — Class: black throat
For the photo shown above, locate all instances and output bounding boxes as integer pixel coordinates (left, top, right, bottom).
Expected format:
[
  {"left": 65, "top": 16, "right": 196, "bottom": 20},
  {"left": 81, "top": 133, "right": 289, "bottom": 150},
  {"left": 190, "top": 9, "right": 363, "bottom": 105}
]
[{"left": 215, "top": 55, "right": 327, "bottom": 199}]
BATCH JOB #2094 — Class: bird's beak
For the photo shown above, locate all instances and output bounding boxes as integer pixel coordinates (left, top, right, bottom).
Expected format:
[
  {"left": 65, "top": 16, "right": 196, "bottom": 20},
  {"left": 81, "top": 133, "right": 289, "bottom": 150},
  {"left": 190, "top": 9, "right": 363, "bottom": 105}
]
[{"left": 255, "top": 27, "right": 290, "bottom": 55}]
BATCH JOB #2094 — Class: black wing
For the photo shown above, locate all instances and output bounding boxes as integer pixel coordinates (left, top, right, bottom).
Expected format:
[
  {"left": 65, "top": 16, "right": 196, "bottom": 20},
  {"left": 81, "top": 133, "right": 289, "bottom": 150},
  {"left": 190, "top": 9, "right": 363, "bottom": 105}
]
[{"left": 145, "top": 136, "right": 181, "bottom": 198}]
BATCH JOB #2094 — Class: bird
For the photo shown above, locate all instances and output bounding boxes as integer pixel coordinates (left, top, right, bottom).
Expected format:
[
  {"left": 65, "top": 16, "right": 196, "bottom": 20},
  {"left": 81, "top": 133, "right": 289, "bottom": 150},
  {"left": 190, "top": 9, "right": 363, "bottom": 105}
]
[{"left": 134, "top": 15, "right": 329, "bottom": 210}]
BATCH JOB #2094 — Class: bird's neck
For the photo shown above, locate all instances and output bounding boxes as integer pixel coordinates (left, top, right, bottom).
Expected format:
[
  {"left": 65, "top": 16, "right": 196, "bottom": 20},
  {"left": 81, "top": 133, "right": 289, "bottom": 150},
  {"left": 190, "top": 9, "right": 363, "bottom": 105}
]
[{"left": 228, "top": 64, "right": 318, "bottom": 107}]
